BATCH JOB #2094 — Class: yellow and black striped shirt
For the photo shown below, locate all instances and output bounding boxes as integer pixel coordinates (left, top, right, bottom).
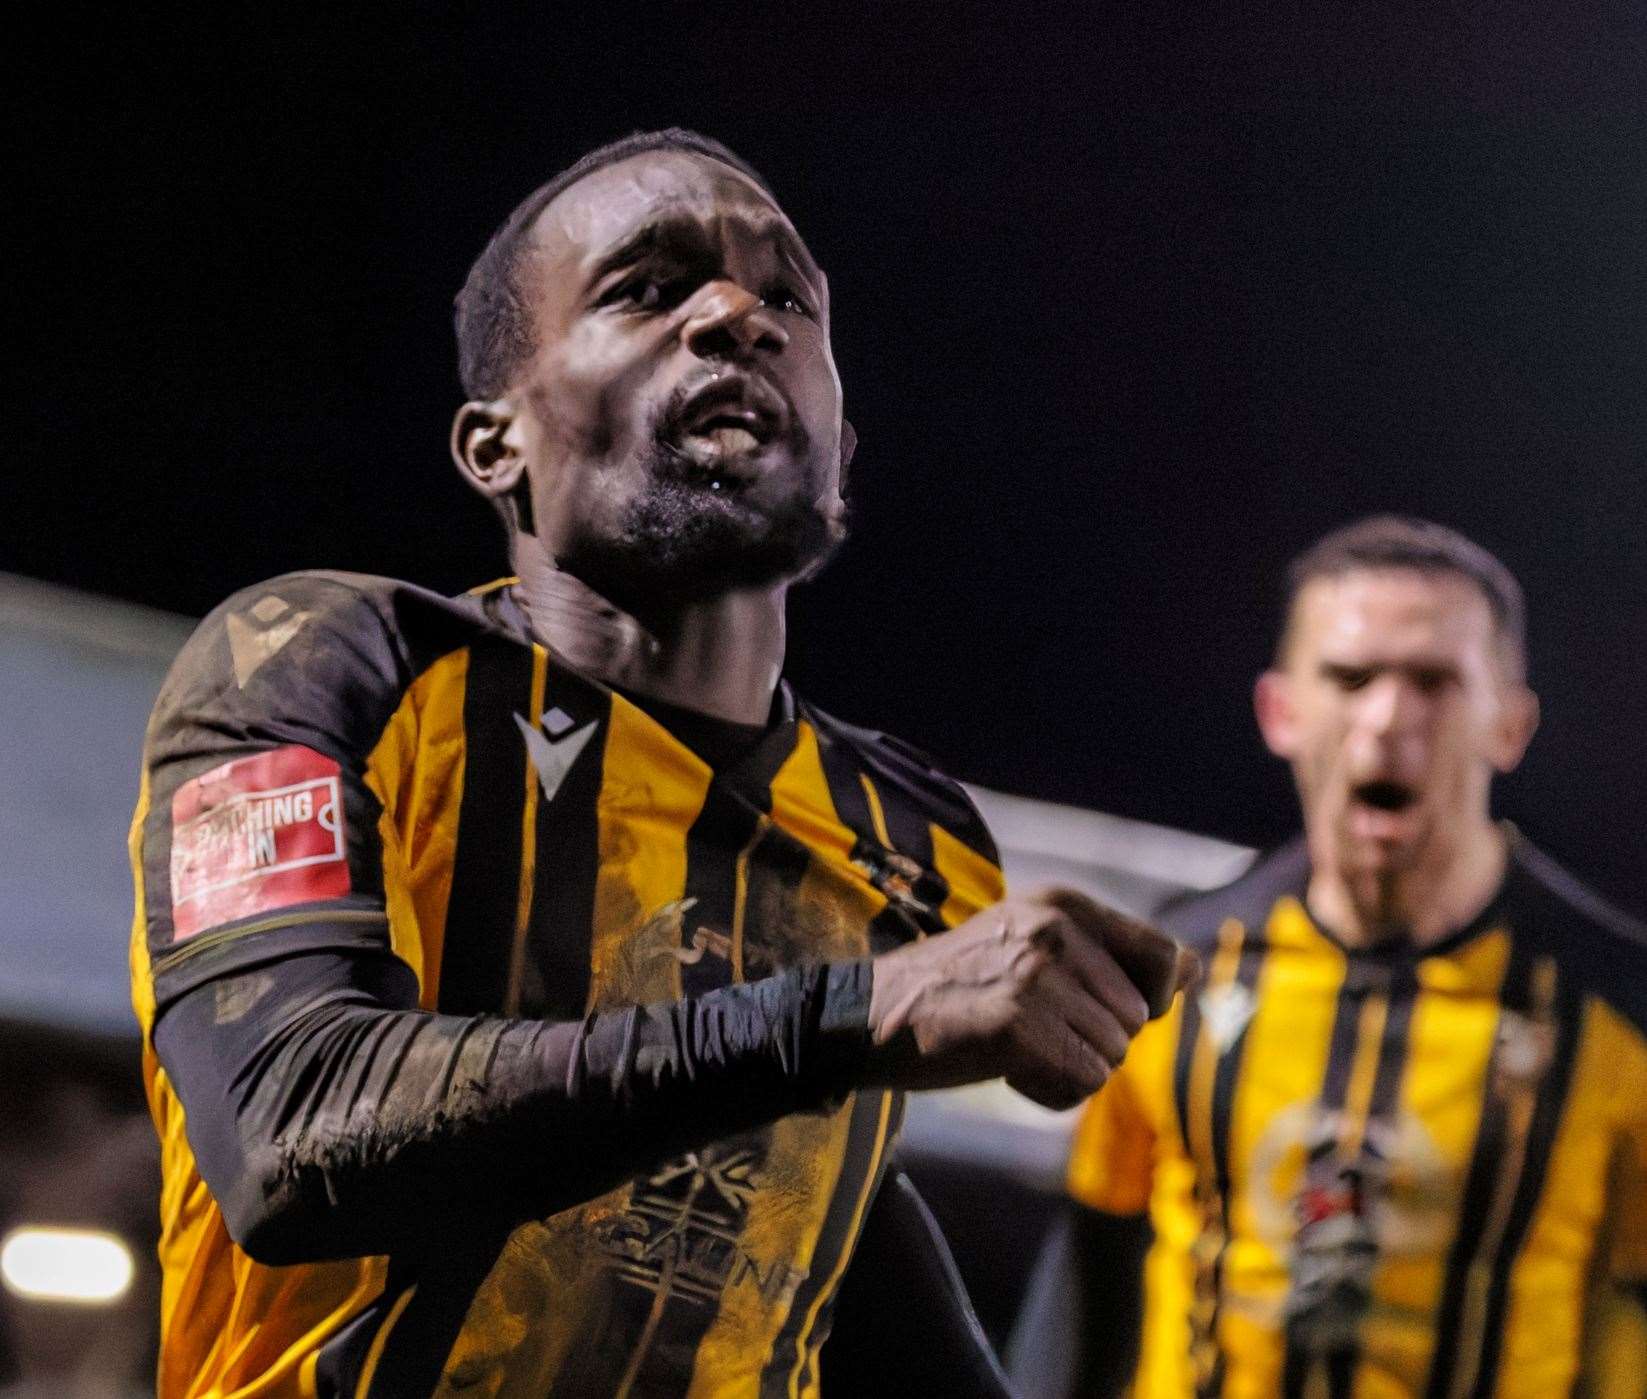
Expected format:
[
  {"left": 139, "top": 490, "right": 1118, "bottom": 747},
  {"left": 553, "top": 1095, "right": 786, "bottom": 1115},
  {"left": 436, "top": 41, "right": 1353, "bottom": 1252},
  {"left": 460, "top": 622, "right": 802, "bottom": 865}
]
[
  {"left": 1067, "top": 837, "right": 1647, "bottom": 1398},
  {"left": 129, "top": 571, "right": 1004, "bottom": 1398}
]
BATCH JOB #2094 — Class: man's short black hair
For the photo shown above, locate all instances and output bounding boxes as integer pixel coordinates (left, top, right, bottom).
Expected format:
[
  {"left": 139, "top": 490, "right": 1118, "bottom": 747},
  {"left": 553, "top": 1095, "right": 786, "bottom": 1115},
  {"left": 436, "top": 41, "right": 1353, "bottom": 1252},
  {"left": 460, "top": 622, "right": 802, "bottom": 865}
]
[
  {"left": 455, "top": 129, "right": 774, "bottom": 400},
  {"left": 1279, "top": 515, "right": 1528, "bottom": 677}
]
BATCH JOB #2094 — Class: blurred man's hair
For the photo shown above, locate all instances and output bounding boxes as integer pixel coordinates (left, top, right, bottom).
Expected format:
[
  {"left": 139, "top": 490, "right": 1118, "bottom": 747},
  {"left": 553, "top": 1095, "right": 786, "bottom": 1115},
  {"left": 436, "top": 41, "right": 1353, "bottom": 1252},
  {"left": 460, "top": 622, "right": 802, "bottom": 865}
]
[
  {"left": 1279, "top": 515, "right": 1527, "bottom": 677},
  {"left": 454, "top": 128, "right": 772, "bottom": 400}
]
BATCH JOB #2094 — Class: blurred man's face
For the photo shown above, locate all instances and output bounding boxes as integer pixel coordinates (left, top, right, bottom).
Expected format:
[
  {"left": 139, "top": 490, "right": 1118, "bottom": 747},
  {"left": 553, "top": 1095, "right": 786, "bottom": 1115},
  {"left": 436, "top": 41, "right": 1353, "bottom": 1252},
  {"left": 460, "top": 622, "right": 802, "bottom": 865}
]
[
  {"left": 507, "top": 149, "right": 846, "bottom": 613},
  {"left": 1255, "top": 568, "right": 1537, "bottom": 897}
]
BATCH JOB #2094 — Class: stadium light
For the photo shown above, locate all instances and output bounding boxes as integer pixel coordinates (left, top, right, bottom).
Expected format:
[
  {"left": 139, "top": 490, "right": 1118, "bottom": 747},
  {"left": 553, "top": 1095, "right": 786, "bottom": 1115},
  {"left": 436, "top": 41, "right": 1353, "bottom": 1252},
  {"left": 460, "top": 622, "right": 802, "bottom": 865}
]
[{"left": 0, "top": 1226, "right": 135, "bottom": 1305}]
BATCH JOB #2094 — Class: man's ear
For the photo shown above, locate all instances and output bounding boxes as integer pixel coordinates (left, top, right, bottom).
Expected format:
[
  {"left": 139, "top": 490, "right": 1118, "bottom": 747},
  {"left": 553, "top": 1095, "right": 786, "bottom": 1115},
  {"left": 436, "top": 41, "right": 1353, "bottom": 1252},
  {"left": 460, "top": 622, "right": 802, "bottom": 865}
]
[
  {"left": 1491, "top": 684, "right": 1540, "bottom": 774},
  {"left": 450, "top": 399, "right": 528, "bottom": 502},
  {"left": 838, "top": 419, "right": 858, "bottom": 497},
  {"left": 1253, "top": 669, "right": 1299, "bottom": 760}
]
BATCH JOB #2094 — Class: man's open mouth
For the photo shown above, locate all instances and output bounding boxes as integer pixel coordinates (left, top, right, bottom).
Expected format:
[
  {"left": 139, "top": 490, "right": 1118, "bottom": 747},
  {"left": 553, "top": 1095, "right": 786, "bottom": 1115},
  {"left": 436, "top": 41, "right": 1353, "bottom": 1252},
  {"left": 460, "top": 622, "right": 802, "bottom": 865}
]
[
  {"left": 667, "top": 378, "right": 781, "bottom": 462},
  {"left": 1351, "top": 780, "right": 1418, "bottom": 813}
]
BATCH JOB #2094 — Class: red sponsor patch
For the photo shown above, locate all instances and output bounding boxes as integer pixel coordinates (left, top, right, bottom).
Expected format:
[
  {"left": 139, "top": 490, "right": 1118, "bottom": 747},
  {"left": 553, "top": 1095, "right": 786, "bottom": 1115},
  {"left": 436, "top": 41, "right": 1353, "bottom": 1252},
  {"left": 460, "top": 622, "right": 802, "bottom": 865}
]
[{"left": 169, "top": 746, "right": 350, "bottom": 940}]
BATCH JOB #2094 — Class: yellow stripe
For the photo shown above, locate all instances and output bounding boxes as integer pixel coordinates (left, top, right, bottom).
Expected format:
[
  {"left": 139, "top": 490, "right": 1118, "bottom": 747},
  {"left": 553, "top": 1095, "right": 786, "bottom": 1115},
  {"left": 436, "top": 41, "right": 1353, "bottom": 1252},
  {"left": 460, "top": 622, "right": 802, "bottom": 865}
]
[
  {"left": 462, "top": 575, "right": 519, "bottom": 597},
  {"left": 355, "top": 1284, "right": 417, "bottom": 1398},
  {"left": 1212, "top": 899, "right": 1347, "bottom": 1393},
  {"left": 787, "top": 1089, "right": 895, "bottom": 1398},
  {"left": 586, "top": 695, "right": 710, "bottom": 1011},
  {"left": 364, "top": 648, "right": 471, "bottom": 1004},
  {"left": 1339, "top": 990, "right": 1389, "bottom": 1159},
  {"left": 128, "top": 770, "right": 156, "bottom": 1033},
  {"left": 858, "top": 773, "right": 893, "bottom": 849},
  {"left": 728, "top": 818, "right": 767, "bottom": 983},
  {"left": 504, "top": 645, "right": 548, "bottom": 1012},
  {"left": 930, "top": 820, "right": 1006, "bottom": 927}
]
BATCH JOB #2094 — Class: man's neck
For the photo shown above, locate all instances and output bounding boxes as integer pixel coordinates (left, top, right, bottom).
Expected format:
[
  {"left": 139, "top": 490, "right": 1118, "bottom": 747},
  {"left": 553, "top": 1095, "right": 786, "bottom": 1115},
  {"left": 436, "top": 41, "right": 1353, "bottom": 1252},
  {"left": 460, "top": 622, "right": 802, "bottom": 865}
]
[
  {"left": 1306, "top": 817, "right": 1509, "bottom": 951},
  {"left": 511, "top": 535, "right": 787, "bottom": 726}
]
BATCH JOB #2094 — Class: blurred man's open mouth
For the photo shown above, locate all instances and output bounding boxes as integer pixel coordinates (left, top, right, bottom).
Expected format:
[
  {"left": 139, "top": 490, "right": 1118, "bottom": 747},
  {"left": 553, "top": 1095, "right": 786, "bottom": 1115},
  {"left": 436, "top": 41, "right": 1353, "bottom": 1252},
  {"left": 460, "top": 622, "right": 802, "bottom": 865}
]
[
  {"left": 1352, "top": 780, "right": 1418, "bottom": 813},
  {"left": 1347, "top": 779, "right": 1421, "bottom": 842}
]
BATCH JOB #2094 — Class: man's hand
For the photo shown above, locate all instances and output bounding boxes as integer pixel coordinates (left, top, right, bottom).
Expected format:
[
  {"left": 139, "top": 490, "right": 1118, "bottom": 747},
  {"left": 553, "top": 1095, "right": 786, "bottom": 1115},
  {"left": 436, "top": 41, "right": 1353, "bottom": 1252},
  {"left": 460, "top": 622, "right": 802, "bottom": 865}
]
[{"left": 864, "top": 888, "right": 1197, "bottom": 1109}]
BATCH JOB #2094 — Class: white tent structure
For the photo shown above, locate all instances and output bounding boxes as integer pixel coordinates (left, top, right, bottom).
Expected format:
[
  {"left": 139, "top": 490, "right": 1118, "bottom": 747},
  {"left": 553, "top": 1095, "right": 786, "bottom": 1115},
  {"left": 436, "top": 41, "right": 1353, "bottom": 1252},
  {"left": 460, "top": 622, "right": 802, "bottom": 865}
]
[{"left": 0, "top": 575, "right": 194, "bottom": 1035}]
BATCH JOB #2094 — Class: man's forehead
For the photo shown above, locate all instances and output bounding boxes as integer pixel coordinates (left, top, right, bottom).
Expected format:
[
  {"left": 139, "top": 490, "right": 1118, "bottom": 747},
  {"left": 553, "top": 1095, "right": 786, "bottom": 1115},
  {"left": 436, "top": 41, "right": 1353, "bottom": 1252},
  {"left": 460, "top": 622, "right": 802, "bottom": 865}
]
[
  {"left": 529, "top": 150, "right": 800, "bottom": 265},
  {"left": 1294, "top": 568, "right": 1495, "bottom": 654}
]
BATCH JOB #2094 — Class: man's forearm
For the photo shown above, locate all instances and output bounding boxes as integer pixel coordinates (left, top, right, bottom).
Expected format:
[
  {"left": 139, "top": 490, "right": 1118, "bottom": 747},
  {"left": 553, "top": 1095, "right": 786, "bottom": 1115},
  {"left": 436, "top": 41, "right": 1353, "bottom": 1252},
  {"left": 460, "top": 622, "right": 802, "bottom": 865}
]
[{"left": 155, "top": 943, "right": 872, "bottom": 1264}]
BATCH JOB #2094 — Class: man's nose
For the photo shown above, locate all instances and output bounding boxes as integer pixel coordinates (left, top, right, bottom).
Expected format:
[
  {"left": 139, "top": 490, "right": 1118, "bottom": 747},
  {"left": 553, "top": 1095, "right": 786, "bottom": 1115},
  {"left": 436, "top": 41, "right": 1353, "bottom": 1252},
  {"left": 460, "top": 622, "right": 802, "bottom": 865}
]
[
  {"left": 1357, "top": 674, "right": 1421, "bottom": 737},
  {"left": 682, "top": 281, "right": 789, "bottom": 360}
]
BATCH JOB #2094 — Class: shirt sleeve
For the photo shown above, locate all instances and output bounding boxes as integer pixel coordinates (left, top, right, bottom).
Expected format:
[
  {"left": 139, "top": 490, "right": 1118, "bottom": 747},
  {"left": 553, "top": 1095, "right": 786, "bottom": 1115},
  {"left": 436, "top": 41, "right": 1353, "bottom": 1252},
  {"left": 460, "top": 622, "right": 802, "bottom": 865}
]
[
  {"left": 134, "top": 573, "right": 410, "bottom": 1013},
  {"left": 1065, "top": 1013, "right": 1174, "bottom": 1217}
]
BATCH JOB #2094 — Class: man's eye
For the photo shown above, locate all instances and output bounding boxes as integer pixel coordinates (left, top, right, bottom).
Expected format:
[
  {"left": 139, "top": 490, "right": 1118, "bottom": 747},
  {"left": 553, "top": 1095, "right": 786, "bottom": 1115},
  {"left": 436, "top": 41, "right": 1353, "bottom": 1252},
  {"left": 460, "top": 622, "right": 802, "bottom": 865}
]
[
  {"left": 762, "top": 283, "right": 812, "bottom": 317},
  {"left": 1328, "top": 666, "right": 1373, "bottom": 691},
  {"left": 604, "top": 274, "right": 694, "bottom": 312}
]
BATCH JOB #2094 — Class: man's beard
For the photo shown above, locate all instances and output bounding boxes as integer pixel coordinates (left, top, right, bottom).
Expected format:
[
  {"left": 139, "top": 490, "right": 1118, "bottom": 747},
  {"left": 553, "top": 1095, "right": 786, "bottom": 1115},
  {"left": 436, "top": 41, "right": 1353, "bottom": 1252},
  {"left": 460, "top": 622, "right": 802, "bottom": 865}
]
[{"left": 556, "top": 444, "right": 847, "bottom": 618}]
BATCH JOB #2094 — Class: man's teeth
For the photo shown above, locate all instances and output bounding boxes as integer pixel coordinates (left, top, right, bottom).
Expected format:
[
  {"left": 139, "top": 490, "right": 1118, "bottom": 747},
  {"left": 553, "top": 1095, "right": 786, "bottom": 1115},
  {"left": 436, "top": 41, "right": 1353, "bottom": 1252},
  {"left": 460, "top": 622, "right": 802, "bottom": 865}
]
[{"left": 691, "top": 425, "right": 760, "bottom": 454}]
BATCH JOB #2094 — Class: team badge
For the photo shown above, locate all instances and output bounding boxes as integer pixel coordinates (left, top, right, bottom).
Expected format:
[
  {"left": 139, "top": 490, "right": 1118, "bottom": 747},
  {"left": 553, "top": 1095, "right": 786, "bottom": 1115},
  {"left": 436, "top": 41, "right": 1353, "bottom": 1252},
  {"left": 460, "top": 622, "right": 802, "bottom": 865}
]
[
  {"left": 850, "top": 837, "right": 942, "bottom": 925},
  {"left": 1492, "top": 1005, "right": 1555, "bottom": 1088}
]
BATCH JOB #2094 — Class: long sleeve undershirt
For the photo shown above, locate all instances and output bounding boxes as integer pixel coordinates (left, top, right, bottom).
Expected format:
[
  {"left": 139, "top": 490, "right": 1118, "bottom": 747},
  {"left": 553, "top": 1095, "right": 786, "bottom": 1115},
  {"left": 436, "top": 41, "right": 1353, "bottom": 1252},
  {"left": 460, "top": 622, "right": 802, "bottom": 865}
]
[{"left": 154, "top": 937, "right": 873, "bottom": 1265}]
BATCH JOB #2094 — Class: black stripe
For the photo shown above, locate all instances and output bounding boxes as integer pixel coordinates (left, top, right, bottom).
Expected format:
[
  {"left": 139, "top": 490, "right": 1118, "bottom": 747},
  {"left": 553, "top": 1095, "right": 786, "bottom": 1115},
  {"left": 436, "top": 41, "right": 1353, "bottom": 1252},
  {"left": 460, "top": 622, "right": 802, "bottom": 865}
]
[
  {"left": 1279, "top": 951, "right": 1387, "bottom": 1394},
  {"left": 1467, "top": 969, "right": 1583, "bottom": 1397},
  {"left": 1423, "top": 938, "right": 1536, "bottom": 1398},
  {"left": 313, "top": 1278, "right": 406, "bottom": 1397},
  {"left": 857, "top": 762, "right": 950, "bottom": 926},
  {"left": 1171, "top": 974, "right": 1202, "bottom": 1165},
  {"left": 1199, "top": 935, "right": 1267, "bottom": 1399},
  {"left": 677, "top": 724, "right": 798, "bottom": 999},
  {"left": 1367, "top": 964, "right": 1419, "bottom": 1125},
  {"left": 812, "top": 722, "right": 876, "bottom": 843},
  {"left": 1327, "top": 1345, "right": 1357, "bottom": 1399},
  {"left": 1314, "top": 960, "right": 1422, "bottom": 1396},
  {"left": 517, "top": 662, "right": 611, "bottom": 1020},
  {"left": 757, "top": 1089, "right": 895, "bottom": 1397},
  {"left": 366, "top": 1232, "right": 512, "bottom": 1396},
  {"left": 1281, "top": 1341, "right": 1360, "bottom": 1397},
  {"left": 738, "top": 823, "right": 820, "bottom": 980},
  {"left": 811, "top": 722, "right": 947, "bottom": 943},
  {"left": 1316, "top": 957, "right": 1379, "bottom": 1117},
  {"left": 680, "top": 783, "right": 763, "bottom": 998},
  {"left": 1210, "top": 942, "right": 1267, "bottom": 1203},
  {"left": 437, "top": 637, "right": 534, "bottom": 1014},
  {"left": 871, "top": 774, "right": 936, "bottom": 874},
  {"left": 1281, "top": 1343, "right": 1310, "bottom": 1399}
]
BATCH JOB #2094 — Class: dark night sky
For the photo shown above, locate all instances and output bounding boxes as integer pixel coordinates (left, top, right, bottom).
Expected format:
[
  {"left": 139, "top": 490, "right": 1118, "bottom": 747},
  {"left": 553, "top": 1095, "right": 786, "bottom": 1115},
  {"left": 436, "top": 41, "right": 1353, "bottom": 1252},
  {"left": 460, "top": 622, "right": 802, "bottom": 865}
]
[{"left": 7, "top": 4, "right": 1646, "bottom": 911}]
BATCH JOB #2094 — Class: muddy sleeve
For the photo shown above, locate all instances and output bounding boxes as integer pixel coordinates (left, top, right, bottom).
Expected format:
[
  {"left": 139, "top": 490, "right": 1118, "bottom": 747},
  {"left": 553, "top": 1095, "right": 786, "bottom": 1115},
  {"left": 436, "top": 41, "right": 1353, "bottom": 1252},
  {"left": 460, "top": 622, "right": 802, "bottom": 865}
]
[{"left": 154, "top": 947, "right": 872, "bottom": 1264}]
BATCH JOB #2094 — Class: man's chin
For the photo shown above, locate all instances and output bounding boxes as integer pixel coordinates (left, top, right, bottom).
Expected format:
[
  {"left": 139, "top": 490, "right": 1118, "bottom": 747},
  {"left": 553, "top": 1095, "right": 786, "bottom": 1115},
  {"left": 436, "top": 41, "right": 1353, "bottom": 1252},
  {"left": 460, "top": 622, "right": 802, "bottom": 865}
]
[
  {"left": 1338, "top": 823, "right": 1424, "bottom": 881},
  {"left": 562, "top": 477, "right": 845, "bottom": 611}
]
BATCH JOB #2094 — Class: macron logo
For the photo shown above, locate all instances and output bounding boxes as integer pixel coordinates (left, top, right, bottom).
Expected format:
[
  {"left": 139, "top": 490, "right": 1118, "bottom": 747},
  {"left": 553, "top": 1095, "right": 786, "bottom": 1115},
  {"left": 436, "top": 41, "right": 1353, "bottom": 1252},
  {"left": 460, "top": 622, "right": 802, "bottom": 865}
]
[{"left": 514, "top": 708, "right": 598, "bottom": 801}]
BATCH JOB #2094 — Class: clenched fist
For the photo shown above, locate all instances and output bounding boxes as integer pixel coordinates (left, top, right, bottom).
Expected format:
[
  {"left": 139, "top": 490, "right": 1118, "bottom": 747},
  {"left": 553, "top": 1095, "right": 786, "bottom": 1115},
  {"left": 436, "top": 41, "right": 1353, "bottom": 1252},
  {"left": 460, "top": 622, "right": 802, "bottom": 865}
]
[{"left": 863, "top": 888, "right": 1197, "bottom": 1109}]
